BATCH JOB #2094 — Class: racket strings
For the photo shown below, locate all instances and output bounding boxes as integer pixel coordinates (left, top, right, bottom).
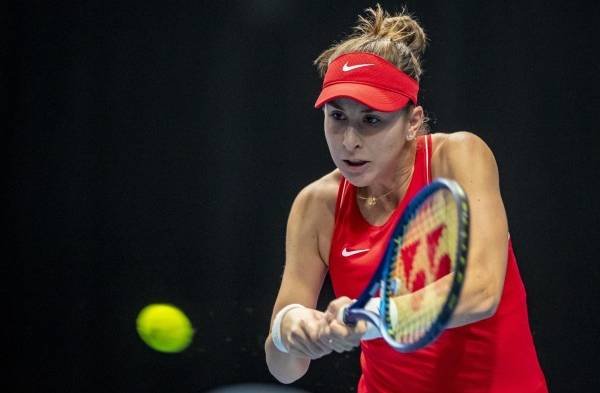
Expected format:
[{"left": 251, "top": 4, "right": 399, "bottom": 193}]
[{"left": 386, "top": 190, "right": 459, "bottom": 344}]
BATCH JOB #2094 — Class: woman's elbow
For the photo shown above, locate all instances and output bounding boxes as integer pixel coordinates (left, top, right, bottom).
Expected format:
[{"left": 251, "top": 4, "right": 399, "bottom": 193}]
[
  {"left": 478, "top": 281, "right": 501, "bottom": 319},
  {"left": 467, "top": 254, "right": 506, "bottom": 321},
  {"left": 268, "top": 367, "right": 300, "bottom": 385},
  {"left": 266, "top": 362, "right": 308, "bottom": 385},
  {"left": 264, "top": 338, "right": 309, "bottom": 384}
]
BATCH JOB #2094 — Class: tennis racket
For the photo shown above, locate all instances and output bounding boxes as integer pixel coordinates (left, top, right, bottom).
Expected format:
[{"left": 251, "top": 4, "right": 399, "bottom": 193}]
[{"left": 339, "top": 178, "right": 469, "bottom": 352}]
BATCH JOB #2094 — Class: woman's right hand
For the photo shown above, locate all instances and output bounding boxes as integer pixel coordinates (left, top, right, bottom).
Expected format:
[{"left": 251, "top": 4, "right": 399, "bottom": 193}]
[{"left": 280, "top": 307, "right": 333, "bottom": 359}]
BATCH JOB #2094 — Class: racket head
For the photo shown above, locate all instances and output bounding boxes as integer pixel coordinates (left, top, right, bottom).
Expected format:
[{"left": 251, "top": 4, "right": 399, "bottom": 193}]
[{"left": 377, "top": 178, "right": 469, "bottom": 352}]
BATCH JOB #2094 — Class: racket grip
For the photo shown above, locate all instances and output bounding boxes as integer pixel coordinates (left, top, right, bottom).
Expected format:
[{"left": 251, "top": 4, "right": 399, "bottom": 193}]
[
  {"left": 338, "top": 298, "right": 385, "bottom": 340},
  {"left": 337, "top": 305, "right": 356, "bottom": 326},
  {"left": 337, "top": 298, "right": 380, "bottom": 327}
]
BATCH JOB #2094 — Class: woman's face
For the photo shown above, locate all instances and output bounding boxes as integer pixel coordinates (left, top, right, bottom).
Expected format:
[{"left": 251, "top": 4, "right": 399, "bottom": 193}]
[{"left": 323, "top": 98, "right": 413, "bottom": 188}]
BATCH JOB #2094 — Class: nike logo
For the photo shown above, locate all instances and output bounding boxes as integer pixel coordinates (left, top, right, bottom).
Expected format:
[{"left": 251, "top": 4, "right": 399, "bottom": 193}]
[
  {"left": 341, "top": 247, "right": 370, "bottom": 257},
  {"left": 342, "top": 62, "right": 374, "bottom": 72}
]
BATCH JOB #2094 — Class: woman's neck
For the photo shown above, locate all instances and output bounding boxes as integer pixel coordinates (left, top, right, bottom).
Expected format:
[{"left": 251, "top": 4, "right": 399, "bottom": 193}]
[{"left": 358, "top": 140, "right": 416, "bottom": 211}]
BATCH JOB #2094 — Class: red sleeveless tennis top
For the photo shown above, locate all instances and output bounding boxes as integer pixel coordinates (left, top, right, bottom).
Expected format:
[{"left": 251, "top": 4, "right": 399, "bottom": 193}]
[{"left": 328, "top": 135, "right": 548, "bottom": 393}]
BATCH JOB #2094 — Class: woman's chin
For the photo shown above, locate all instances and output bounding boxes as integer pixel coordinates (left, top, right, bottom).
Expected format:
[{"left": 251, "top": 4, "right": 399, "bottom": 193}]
[{"left": 340, "top": 170, "right": 373, "bottom": 187}]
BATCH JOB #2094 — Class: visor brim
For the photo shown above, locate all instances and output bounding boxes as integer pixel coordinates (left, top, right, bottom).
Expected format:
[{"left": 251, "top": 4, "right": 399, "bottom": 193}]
[{"left": 314, "top": 83, "right": 412, "bottom": 112}]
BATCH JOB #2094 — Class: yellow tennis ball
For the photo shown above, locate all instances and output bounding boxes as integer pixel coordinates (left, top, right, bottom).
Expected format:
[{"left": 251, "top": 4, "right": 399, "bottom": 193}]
[{"left": 136, "top": 304, "right": 194, "bottom": 353}]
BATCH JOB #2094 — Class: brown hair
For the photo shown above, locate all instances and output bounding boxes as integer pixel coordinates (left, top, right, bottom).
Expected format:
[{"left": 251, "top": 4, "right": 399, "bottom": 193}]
[{"left": 315, "top": 4, "right": 430, "bottom": 131}]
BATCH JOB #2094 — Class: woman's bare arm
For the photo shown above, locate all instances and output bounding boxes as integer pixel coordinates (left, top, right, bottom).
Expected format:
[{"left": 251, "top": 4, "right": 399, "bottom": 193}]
[
  {"left": 265, "top": 178, "right": 335, "bottom": 383},
  {"left": 433, "top": 132, "right": 509, "bottom": 327}
]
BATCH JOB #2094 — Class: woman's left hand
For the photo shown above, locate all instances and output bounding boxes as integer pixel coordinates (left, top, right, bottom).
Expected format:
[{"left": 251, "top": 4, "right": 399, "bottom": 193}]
[{"left": 322, "top": 296, "right": 368, "bottom": 353}]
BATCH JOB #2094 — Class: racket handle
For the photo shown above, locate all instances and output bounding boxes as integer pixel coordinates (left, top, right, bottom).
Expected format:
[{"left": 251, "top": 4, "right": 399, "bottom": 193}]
[
  {"left": 337, "top": 304, "right": 356, "bottom": 326},
  {"left": 337, "top": 298, "right": 381, "bottom": 326},
  {"left": 336, "top": 299, "right": 388, "bottom": 340}
]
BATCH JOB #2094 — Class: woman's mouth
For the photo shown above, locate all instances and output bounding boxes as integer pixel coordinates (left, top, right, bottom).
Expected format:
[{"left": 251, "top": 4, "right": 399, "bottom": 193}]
[
  {"left": 344, "top": 159, "right": 369, "bottom": 166},
  {"left": 342, "top": 159, "right": 370, "bottom": 173}
]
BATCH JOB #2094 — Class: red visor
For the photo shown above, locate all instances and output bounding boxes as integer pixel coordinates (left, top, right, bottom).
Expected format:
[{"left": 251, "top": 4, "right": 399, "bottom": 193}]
[{"left": 314, "top": 52, "right": 419, "bottom": 112}]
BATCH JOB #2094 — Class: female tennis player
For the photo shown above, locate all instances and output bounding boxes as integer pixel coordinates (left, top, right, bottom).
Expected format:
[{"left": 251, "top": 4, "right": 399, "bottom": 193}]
[{"left": 265, "top": 5, "right": 547, "bottom": 393}]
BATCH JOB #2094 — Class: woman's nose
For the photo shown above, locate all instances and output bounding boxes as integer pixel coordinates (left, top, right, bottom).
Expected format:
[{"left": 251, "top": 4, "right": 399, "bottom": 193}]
[{"left": 342, "top": 127, "right": 362, "bottom": 150}]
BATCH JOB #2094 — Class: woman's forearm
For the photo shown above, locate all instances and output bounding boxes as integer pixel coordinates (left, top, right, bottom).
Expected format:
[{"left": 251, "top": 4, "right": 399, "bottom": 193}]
[{"left": 390, "top": 267, "right": 499, "bottom": 331}]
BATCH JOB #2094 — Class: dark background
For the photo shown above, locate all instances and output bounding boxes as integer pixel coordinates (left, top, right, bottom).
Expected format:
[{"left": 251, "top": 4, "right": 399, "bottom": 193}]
[{"left": 13, "top": 1, "right": 599, "bottom": 392}]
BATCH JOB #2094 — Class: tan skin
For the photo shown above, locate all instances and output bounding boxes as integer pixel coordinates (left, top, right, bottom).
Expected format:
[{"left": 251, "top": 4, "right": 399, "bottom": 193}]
[{"left": 265, "top": 98, "right": 509, "bottom": 384}]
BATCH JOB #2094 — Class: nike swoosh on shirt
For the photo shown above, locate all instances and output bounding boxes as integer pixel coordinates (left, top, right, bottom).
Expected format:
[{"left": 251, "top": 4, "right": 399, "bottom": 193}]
[
  {"left": 342, "top": 62, "right": 374, "bottom": 72},
  {"left": 341, "top": 247, "right": 370, "bottom": 257}
]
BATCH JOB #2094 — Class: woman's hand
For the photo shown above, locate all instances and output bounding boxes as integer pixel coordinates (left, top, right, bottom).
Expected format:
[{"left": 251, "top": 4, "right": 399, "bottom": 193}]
[
  {"left": 281, "top": 307, "right": 333, "bottom": 359},
  {"left": 323, "top": 296, "right": 368, "bottom": 353}
]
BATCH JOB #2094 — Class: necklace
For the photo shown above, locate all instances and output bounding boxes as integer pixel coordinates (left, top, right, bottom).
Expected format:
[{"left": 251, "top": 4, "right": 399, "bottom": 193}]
[{"left": 357, "top": 187, "right": 396, "bottom": 208}]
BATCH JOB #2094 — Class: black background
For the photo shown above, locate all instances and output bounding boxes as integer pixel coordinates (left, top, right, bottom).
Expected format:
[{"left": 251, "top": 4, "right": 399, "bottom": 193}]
[{"left": 14, "top": 1, "right": 600, "bottom": 392}]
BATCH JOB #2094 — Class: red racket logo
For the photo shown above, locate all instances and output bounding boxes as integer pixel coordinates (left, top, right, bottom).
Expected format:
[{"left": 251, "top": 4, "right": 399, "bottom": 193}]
[{"left": 396, "top": 223, "right": 451, "bottom": 310}]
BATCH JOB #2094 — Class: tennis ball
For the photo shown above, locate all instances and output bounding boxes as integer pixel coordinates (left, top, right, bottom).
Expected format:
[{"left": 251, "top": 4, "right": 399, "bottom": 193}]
[{"left": 136, "top": 303, "right": 194, "bottom": 353}]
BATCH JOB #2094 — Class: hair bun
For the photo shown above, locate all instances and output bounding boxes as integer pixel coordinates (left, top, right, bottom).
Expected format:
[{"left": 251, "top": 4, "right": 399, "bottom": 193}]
[
  {"left": 355, "top": 5, "right": 428, "bottom": 56},
  {"left": 315, "top": 3, "right": 428, "bottom": 82}
]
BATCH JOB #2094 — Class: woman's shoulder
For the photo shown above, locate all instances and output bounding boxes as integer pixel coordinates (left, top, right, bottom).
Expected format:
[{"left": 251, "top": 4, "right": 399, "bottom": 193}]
[
  {"left": 430, "top": 131, "right": 498, "bottom": 178},
  {"left": 430, "top": 131, "right": 490, "bottom": 154},
  {"left": 285, "top": 170, "right": 341, "bottom": 266},
  {"left": 293, "top": 169, "right": 341, "bottom": 216}
]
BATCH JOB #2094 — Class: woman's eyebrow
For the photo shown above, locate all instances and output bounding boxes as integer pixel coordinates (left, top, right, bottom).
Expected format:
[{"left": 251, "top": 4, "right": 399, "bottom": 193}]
[{"left": 328, "top": 101, "right": 374, "bottom": 113}]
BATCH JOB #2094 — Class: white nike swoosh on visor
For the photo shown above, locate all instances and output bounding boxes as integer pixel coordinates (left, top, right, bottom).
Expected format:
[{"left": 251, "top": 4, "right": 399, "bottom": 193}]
[
  {"left": 342, "top": 62, "right": 374, "bottom": 72},
  {"left": 341, "top": 247, "right": 370, "bottom": 257}
]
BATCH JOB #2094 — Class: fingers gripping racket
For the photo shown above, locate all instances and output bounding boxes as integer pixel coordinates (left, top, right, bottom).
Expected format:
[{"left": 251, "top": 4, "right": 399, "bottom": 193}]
[{"left": 340, "top": 178, "right": 469, "bottom": 352}]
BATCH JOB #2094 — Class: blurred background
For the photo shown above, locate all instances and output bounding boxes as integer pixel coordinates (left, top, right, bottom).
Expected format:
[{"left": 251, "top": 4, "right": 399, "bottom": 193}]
[{"left": 13, "top": 1, "right": 599, "bottom": 392}]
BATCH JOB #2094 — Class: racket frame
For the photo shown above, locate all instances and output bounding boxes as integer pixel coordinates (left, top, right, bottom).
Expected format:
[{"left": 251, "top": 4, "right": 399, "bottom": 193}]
[{"left": 343, "top": 178, "right": 470, "bottom": 352}]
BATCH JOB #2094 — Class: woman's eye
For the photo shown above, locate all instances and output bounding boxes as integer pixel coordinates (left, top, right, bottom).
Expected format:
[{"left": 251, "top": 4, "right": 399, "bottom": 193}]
[
  {"left": 364, "top": 115, "right": 381, "bottom": 125},
  {"left": 330, "top": 111, "right": 346, "bottom": 120}
]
